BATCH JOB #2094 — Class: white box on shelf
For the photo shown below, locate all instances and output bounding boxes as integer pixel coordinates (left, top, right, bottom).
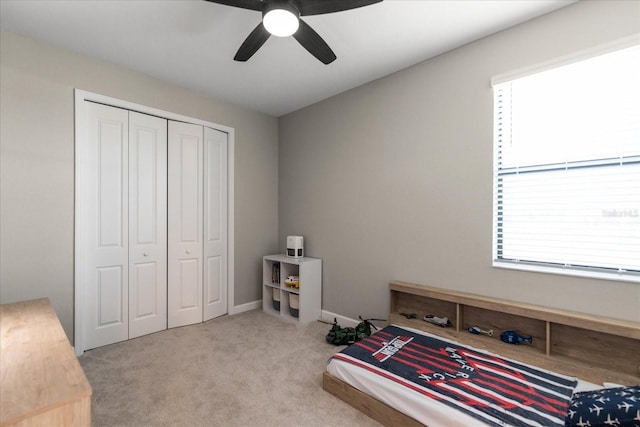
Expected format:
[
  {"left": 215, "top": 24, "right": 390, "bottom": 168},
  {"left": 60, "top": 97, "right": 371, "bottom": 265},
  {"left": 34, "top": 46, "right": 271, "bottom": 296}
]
[{"left": 286, "top": 235, "right": 304, "bottom": 258}]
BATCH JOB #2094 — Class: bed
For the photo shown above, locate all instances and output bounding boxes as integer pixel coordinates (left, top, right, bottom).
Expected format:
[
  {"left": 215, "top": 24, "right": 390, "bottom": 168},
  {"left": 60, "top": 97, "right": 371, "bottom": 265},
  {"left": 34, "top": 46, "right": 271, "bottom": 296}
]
[{"left": 323, "top": 281, "right": 640, "bottom": 427}]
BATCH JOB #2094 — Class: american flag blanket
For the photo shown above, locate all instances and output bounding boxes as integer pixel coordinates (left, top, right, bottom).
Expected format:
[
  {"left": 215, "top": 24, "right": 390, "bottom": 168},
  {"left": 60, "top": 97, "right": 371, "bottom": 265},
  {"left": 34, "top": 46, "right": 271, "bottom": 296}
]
[{"left": 332, "top": 325, "right": 578, "bottom": 427}]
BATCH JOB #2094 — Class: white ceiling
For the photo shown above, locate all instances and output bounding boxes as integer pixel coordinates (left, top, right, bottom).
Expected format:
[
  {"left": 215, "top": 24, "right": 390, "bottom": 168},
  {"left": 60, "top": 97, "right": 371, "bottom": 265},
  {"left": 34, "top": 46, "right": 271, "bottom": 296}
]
[{"left": 0, "top": 0, "right": 575, "bottom": 117}]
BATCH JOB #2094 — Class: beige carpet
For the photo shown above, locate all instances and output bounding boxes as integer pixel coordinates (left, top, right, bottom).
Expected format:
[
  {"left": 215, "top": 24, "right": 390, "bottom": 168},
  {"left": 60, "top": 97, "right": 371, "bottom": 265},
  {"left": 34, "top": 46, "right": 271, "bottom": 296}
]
[{"left": 79, "top": 309, "right": 382, "bottom": 427}]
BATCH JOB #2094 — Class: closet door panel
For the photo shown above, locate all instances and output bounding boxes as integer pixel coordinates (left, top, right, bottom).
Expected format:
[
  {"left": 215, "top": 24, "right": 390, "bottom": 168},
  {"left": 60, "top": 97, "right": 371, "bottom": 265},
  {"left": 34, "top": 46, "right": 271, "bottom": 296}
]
[
  {"left": 205, "top": 255, "right": 222, "bottom": 307},
  {"left": 168, "top": 121, "right": 204, "bottom": 328},
  {"left": 131, "top": 263, "right": 157, "bottom": 316},
  {"left": 128, "top": 111, "right": 168, "bottom": 339},
  {"left": 84, "top": 102, "right": 129, "bottom": 350},
  {"left": 178, "top": 259, "right": 200, "bottom": 309},
  {"left": 203, "top": 127, "right": 228, "bottom": 320},
  {"left": 96, "top": 266, "right": 125, "bottom": 326}
]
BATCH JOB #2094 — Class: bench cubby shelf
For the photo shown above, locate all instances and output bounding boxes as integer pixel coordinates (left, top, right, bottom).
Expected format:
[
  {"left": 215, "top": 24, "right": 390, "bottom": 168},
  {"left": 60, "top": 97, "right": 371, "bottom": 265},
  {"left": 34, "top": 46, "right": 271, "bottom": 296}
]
[
  {"left": 262, "top": 254, "right": 322, "bottom": 324},
  {"left": 389, "top": 280, "right": 640, "bottom": 386}
]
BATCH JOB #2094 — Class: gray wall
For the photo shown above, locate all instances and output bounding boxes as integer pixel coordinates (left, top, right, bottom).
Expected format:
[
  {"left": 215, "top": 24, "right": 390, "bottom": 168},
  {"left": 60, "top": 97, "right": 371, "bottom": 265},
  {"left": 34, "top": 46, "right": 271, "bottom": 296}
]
[
  {"left": 0, "top": 30, "right": 279, "bottom": 342},
  {"left": 278, "top": 1, "right": 640, "bottom": 322}
]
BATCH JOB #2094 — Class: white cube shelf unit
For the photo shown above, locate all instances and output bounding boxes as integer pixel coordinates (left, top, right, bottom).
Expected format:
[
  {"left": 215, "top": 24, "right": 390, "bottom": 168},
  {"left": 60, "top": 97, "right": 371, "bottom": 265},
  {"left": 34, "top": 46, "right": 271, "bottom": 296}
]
[{"left": 262, "top": 254, "right": 322, "bottom": 323}]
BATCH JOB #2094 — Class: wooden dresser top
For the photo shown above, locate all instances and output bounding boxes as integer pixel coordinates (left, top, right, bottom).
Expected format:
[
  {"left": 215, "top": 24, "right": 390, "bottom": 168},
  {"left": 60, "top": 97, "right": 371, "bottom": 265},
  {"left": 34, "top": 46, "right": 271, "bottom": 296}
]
[{"left": 1, "top": 298, "right": 91, "bottom": 426}]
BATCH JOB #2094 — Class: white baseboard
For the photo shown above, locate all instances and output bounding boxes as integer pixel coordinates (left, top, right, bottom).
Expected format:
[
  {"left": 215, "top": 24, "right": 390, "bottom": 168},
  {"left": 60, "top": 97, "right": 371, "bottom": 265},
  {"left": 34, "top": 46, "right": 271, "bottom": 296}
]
[
  {"left": 234, "top": 304, "right": 363, "bottom": 328},
  {"left": 320, "top": 310, "right": 360, "bottom": 327},
  {"left": 231, "top": 300, "right": 261, "bottom": 315}
]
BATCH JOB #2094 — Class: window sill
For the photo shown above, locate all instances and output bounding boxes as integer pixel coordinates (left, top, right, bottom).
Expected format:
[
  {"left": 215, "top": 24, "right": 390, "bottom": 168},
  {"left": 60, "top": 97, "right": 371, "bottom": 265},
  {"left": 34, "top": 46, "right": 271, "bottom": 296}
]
[{"left": 493, "top": 260, "right": 640, "bottom": 284}]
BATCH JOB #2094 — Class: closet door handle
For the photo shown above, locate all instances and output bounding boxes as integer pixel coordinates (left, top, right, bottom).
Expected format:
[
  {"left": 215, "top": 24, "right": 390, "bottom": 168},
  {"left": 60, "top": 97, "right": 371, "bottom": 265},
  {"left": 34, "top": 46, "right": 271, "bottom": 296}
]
[
  {"left": 186, "top": 250, "right": 191, "bottom": 254},
  {"left": 143, "top": 252, "right": 149, "bottom": 257}
]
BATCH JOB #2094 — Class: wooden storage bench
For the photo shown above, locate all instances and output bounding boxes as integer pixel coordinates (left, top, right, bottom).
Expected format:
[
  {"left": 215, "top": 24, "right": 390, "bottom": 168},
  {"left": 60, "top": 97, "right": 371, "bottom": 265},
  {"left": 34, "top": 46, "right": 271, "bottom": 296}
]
[{"left": 388, "top": 280, "right": 640, "bottom": 385}]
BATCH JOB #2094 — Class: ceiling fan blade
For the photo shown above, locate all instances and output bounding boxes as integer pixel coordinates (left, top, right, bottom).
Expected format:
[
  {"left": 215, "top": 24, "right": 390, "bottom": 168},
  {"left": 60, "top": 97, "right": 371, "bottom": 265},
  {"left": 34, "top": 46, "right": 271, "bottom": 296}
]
[
  {"left": 293, "top": 19, "right": 336, "bottom": 64},
  {"left": 296, "top": 0, "right": 382, "bottom": 16},
  {"left": 202, "top": 0, "right": 263, "bottom": 12},
  {"left": 234, "top": 22, "right": 271, "bottom": 61}
]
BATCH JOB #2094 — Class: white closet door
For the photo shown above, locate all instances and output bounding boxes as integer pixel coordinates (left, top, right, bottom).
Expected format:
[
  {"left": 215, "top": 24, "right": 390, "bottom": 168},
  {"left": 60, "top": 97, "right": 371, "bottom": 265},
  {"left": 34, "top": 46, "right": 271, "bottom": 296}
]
[
  {"left": 128, "top": 111, "right": 168, "bottom": 338},
  {"left": 168, "top": 121, "right": 204, "bottom": 328},
  {"left": 84, "top": 102, "right": 129, "bottom": 350},
  {"left": 203, "top": 127, "right": 228, "bottom": 321}
]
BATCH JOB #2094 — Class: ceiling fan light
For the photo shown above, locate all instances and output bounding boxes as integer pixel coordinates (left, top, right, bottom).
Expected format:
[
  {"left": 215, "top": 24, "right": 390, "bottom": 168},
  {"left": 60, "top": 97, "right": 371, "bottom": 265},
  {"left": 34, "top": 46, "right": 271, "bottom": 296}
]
[{"left": 263, "top": 5, "right": 299, "bottom": 37}]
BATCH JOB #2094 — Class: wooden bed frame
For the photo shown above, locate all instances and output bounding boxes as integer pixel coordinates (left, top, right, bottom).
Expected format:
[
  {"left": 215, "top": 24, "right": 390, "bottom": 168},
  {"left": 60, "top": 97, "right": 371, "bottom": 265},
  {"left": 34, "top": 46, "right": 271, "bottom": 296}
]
[{"left": 322, "top": 280, "right": 640, "bottom": 427}]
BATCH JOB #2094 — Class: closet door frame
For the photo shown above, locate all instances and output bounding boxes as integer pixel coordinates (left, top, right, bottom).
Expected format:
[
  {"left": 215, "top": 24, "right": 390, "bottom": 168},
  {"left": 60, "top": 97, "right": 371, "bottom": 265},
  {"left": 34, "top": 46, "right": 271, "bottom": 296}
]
[{"left": 74, "top": 89, "right": 235, "bottom": 356}]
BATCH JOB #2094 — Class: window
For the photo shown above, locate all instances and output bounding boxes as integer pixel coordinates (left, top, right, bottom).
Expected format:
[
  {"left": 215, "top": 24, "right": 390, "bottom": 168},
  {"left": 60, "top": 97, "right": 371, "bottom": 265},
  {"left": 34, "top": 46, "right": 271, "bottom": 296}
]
[{"left": 492, "top": 43, "right": 640, "bottom": 282}]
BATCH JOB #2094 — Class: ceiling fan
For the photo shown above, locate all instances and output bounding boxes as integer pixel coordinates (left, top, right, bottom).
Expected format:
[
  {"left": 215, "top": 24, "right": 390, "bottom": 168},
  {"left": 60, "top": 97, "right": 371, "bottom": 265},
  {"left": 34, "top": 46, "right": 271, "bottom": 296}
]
[{"left": 205, "top": 0, "right": 383, "bottom": 64}]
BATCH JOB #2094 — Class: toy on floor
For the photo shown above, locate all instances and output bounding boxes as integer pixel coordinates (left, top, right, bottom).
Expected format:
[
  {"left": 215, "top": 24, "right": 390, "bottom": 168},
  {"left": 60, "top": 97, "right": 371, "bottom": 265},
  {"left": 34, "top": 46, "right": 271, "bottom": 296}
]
[
  {"left": 468, "top": 326, "right": 494, "bottom": 336},
  {"left": 355, "top": 316, "right": 386, "bottom": 339},
  {"left": 321, "top": 316, "right": 385, "bottom": 346},
  {"left": 500, "top": 330, "right": 533, "bottom": 345},
  {"left": 323, "top": 318, "right": 357, "bottom": 345}
]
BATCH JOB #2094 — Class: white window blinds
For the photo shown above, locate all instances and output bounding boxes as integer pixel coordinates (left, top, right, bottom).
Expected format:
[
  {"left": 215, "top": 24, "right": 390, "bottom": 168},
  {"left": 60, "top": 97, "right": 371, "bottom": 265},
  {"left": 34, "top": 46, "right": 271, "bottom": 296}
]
[{"left": 493, "top": 43, "right": 640, "bottom": 281}]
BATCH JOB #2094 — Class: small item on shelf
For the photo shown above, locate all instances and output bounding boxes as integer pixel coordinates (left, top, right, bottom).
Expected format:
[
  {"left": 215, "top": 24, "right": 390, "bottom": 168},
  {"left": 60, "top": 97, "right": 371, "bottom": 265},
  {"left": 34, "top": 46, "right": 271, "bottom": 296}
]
[
  {"left": 284, "top": 275, "right": 300, "bottom": 288},
  {"left": 286, "top": 235, "right": 304, "bottom": 258},
  {"left": 468, "top": 326, "right": 494, "bottom": 336},
  {"left": 500, "top": 330, "right": 533, "bottom": 345},
  {"left": 271, "top": 262, "right": 280, "bottom": 284},
  {"left": 399, "top": 312, "right": 417, "bottom": 319},
  {"left": 272, "top": 288, "right": 281, "bottom": 311},
  {"left": 423, "top": 314, "right": 451, "bottom": 327}
]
